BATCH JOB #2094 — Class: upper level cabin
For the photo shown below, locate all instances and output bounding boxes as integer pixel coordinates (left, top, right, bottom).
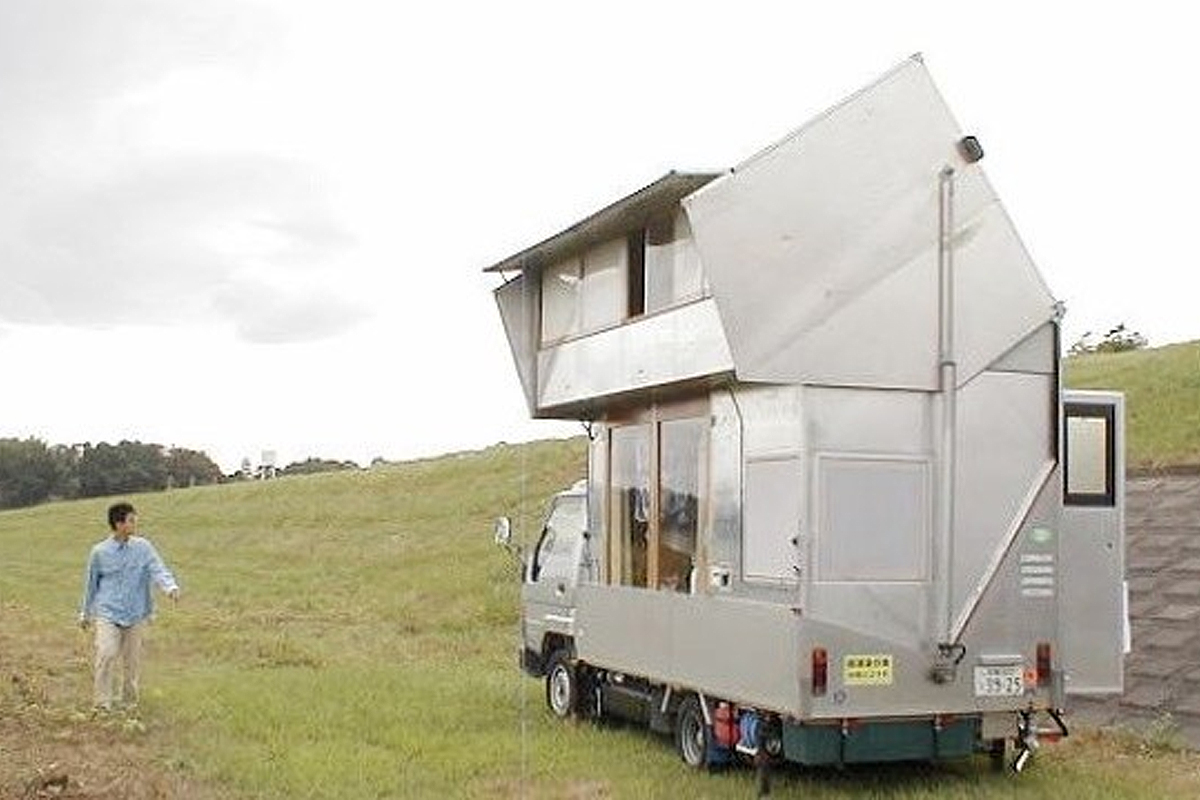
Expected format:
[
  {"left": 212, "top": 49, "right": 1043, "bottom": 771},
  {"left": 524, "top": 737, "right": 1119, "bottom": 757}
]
[
  {"left": 484, "top": 171, "right": 731, "bottom": 421},
  {"left": 485, "top": 56, "right": 1057, "bottom": 425}
]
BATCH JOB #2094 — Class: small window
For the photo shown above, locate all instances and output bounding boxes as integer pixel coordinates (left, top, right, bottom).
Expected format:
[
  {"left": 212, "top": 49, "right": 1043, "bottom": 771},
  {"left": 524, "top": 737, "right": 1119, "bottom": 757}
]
[
  {"left": 1064, "top": 402, "right": 1116, "bottom": 507},
  {"left": 541, "top": 257, "right": 582, "bottom": 343},
  {"left": 815, "top": 455, "right": 930, "bottom": 582},
  {"left": 580, "top": 238, "right": 626, "bottom": 333},
  {"left": 658, "top": 417, "right": 703, "bottom": 592},
  {"left": 531, "top": 496, "right": 585, "bottom": 581},
  {"left": 609, "top": 424, "right": 651, "bottom": 588},
  {"left": 645, "top": 209, "right": 705, "bottom": 314},
  {"left": 627, "top": 229, "right": 646, "bottom": 318},
  {"left": 540, "top": 238, "right": 629, "bottom": 344}
]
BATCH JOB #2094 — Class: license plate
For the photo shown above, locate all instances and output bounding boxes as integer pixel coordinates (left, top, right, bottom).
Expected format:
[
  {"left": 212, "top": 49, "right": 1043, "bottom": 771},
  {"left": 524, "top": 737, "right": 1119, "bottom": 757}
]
[{"left": 974, "top": 665, "right": 1025, "bottom": 697}]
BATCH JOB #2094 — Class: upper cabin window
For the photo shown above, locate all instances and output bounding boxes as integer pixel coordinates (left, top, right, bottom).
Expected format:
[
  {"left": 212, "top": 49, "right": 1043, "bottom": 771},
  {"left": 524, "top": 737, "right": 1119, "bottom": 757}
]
[
  {"left": 539, "top": 207, "right": 706, "bottom": 345},
  {"left": 1064, "top": 402, "right": 1117, "bottom": 507},
  {"left": 645, "top": 208, "right": 705, "bottom": 314},
  {"left": 541, "top": 259, "right": 581, "bottom": 343},
  {"left": 541, "top": 238, "right": 627, "bottom": 344}
]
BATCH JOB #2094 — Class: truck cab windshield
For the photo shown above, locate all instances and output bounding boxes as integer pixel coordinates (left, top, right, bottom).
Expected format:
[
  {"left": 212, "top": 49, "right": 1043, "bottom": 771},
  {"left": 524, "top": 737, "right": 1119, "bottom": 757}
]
[{"left": 530, "top": 495, "right": 586, "bottom": 583}]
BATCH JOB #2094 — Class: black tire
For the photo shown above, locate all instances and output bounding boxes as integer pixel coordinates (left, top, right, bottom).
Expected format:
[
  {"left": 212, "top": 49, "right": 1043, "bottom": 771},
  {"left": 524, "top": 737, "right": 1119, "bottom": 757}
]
[
  {"left": 988, "top": 738, "right": 1009, "bottom": 772},
  {"left": 545, "top": 649, "right": 577, "bottom": 718},
  {"left": 676, "top": 695, "right": 712, "bottom": 769}
]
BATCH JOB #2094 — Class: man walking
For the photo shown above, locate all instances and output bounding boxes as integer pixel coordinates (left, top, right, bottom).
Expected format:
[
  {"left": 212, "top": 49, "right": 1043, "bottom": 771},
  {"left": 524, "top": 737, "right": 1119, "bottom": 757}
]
[{"left": 79, "top": 502, "right": 180, "bottom": 712}]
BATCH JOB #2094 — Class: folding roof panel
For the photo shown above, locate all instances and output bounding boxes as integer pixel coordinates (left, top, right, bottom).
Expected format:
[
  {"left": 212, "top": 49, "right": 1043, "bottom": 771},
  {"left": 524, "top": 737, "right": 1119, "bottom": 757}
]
[{"left": 683, "top": 56, "right": 1055, "bottom": 389}]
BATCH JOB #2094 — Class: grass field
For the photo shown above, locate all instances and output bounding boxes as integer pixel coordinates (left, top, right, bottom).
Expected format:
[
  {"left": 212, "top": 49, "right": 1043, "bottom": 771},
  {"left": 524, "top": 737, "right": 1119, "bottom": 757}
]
[
  {"left": 2, "top": 338, "right": 1198, "bottom": 797},
  {"left": 3, "top": 428, "right": 1200, "bottom": 798},
  {"left": 1065, "top": 338, "right": 1200, "bottom": 469}
]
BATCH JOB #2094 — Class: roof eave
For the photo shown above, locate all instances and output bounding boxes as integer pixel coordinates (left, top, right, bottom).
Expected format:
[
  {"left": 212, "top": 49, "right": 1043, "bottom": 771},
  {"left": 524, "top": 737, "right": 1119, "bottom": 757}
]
[{"left": 483, "top": 170, "right": 722, "bottom": 275}]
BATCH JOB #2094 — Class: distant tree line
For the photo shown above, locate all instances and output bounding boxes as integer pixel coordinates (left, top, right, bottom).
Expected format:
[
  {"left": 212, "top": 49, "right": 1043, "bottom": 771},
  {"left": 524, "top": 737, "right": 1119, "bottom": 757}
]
[
  {"left": 230, "top": 456, "right": 361, "bottom": 481},
  {"left": 277, "top": 457, "right": 359, "bottom": 477},
  {"left": 1069, "top": 324, "right": 1148, "bottom": 356},
  {"left": 0, "top": 438, "right": 222, "bottom": 510}
]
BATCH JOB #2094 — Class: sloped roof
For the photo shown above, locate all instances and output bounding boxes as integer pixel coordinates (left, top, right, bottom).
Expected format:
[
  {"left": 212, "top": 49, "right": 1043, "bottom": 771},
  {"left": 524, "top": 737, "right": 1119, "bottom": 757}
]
[{"left": 483, "top": 171, "right": 720, "bottom": 274}]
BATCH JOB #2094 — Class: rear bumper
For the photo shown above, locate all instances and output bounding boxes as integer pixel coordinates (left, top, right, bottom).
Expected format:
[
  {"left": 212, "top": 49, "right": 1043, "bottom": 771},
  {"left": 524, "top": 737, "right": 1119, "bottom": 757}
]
[{"left": 783, "top": 715, "right": 981, "bottom": 765}]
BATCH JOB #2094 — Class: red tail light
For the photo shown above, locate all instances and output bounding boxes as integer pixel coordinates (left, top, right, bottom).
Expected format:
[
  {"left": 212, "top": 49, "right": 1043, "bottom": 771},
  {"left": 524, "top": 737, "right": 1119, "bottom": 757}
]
[
  {"left": 812, "top": 647, "right": 828, "bottom": 696},
  {"left": 1036, "top": 642, "right": 1052, "bottom": 687}
]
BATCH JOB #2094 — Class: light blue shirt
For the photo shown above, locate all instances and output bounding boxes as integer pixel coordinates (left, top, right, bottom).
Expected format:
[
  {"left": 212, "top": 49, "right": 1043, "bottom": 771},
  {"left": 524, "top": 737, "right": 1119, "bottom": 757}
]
[{"left": 80, "top": 535, "right": 179, "bottom": 627}]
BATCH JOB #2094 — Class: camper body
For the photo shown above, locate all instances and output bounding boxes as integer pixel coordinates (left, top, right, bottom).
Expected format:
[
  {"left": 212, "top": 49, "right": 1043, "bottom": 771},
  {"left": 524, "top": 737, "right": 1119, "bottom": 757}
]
[{"left": 488, "top": 57, "right": 1126, "bottom": 771}]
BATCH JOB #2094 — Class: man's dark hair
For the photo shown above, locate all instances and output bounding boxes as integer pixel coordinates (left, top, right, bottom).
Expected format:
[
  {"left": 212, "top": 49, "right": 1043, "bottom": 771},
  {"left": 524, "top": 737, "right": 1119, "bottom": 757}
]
[{"left": 108, "top": 502, "right": 136, "bottom": 530}]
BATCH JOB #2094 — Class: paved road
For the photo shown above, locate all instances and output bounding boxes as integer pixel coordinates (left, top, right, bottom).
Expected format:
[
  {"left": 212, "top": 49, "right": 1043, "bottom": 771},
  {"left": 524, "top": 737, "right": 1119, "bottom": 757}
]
[{"left": 1072, "top": 472, "right": 1200, "bottom": 747}]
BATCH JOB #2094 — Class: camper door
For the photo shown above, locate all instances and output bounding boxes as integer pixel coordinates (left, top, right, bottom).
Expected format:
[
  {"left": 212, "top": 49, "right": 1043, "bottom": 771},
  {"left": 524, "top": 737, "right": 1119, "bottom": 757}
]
[{"left": 1059, "top": 391, "right": 1127, "bottom": 695}]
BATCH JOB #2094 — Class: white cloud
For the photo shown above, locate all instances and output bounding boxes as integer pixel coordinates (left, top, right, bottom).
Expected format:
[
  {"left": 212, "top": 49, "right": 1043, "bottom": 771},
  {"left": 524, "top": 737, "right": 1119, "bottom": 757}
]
[{"left": 2, "top": 153, "right": 359, "bottom": 334}]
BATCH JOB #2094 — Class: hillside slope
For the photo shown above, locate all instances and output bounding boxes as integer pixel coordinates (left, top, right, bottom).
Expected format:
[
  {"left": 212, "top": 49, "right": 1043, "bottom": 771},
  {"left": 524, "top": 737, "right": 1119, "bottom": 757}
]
[
  {"left": 1065, "top": 338, "right": 1200, "bottom": 469},
  {"left": 4, "top": 433, "right": 1200, "bottom": 795},
  {"left": 0, "top": 436, "right": 589, "bottom": 799}
]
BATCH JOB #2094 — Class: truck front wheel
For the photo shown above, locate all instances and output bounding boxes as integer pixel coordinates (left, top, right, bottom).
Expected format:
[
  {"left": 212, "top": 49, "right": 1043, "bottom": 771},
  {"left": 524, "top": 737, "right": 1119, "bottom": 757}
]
[
  {"left": 545, "top": 650, "right": 578, "bottom": 718},
  {"left": 676, "top": 695, "right": 712, "bottom": 769}
]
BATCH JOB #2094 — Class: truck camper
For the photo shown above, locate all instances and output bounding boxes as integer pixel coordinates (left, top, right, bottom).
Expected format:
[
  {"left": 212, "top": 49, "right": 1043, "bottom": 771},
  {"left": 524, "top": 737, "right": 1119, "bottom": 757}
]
[{"left": 488, "top": 56, "right": 1126, "bottom": 774}]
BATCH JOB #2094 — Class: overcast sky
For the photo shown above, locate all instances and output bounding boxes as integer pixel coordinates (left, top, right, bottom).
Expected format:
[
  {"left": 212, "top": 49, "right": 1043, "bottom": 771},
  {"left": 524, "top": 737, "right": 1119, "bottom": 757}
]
[{"left": 1, "top": 1, "right": 1195, "bottom": 472}]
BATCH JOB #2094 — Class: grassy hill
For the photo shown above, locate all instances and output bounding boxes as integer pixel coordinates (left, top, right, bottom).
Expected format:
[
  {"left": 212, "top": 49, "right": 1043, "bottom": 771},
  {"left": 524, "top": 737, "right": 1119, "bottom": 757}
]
[
  {"left": 1065, "top": 338, "right": 1200, "bottom": 470},
  {"left": 0, "top": 438, "right": 585, "bottom": 798},
  {"left": 3, "top": 431, "right": 1200, "bottom": 797}
]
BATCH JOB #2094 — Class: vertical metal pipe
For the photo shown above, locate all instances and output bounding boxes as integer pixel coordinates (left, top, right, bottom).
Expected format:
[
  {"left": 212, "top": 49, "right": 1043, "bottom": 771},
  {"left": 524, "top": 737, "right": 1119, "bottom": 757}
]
[{"left": 935, "top": 166, "right": 957, "bottom": 644}]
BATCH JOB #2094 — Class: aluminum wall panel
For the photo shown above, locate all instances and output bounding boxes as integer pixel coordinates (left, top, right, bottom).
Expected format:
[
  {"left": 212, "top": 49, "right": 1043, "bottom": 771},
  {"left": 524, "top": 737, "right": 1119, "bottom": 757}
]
[
  {"left": 805, "top": 583, "right": 930, "bottom": 648},
  {"left": 804, "top": 386, "right": 932, "bottom": 456},
  {"left": 991, "top": 323, "right": 1057, "bottom": 374},
  {"left": 952, "top": 204, "right": 1055, "bottom": 382},
  {"left": 951, "top": 371, "right": 1055, "bottom": 618},
  {"left": 536, "top": 298, "right": 733, "bottom": 411},
  {"left": 683, "top": 56, "right": 1054, "bottom": 389},
  {"left": 815, "top": 455, "right": 931, "bottom": 583},
  {"left": 803, "top": 386, "right": 934, "bottom": 647},
  {"left": 494, "top": 275, "right": 537, "bottom": 413},
  {"left": 954, "top": 479, "right": 1062, "bottom": 680},
  {"left": 576, "top": 584, "right": 803, "bottom": 714}
]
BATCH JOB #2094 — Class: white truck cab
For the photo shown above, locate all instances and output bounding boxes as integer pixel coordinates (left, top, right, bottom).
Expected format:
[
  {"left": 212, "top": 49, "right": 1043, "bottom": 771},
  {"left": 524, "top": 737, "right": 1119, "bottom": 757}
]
[{"left": 496, "top": 480, "right": 592, "bottom": 697}]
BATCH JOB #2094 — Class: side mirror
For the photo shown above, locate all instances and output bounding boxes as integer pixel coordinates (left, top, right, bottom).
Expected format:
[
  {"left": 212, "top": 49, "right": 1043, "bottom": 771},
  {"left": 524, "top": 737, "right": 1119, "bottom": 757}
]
[
  {"left": 494, "top": 516, "right": 525, "bottom": 574},
  {"left": 494, "top": 516, "right": 513, "bottom": 548}
]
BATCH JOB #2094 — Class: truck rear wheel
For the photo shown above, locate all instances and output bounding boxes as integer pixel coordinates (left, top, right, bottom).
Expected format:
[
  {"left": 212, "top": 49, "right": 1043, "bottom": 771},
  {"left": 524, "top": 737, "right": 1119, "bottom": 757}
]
[
  {"left": 545, "top": 649, "right": 578, "bottom": 718},
  {"left": 676, "top": 695, "right": 712, "bottom": 769},
  {"left": 988, "top": 738, "right": 1009, "bottom": 772}
]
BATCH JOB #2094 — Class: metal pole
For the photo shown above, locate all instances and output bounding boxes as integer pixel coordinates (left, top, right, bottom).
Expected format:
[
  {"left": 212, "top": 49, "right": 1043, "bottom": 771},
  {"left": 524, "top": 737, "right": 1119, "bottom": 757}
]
[{"left": 935, "top": 166, "right": 957, "bottom": 645}]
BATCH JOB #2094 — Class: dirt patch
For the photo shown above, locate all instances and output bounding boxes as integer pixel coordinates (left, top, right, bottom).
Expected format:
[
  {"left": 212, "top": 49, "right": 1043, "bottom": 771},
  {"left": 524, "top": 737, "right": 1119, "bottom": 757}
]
[
  {"left": 479, "top": 778, "right": 612, "bottom": 799},
  {"left": 0, "top": 634, "right": 224, "bottom": 800}
]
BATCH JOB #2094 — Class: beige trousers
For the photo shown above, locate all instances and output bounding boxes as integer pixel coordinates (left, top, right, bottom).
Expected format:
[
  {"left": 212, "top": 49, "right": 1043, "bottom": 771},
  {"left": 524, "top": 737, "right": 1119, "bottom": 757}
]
[{"left": 93, "top": 619, "right": 144, "bottom": 709}]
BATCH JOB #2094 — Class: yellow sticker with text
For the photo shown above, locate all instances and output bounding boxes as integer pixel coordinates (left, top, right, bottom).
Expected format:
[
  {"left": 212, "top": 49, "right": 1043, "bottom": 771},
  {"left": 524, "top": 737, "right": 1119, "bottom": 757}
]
[{"left": 843, "top": 654, "right": 894, "bottom": 686}]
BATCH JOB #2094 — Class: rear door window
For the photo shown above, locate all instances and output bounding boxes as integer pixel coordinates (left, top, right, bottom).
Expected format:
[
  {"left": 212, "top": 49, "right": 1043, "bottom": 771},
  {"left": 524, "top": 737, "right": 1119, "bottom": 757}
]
[{"left": 1063, "top": 402, "right": 1116, "bottom": 507}]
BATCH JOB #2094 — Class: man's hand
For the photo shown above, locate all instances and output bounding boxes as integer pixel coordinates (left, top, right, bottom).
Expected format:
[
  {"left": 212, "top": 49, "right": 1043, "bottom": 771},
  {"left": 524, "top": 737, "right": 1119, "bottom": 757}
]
[{"left": 168, "top": 587, "right": 180, "bottom": 603}]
